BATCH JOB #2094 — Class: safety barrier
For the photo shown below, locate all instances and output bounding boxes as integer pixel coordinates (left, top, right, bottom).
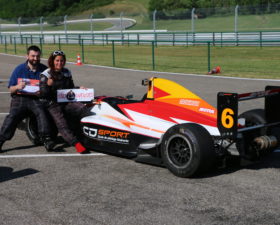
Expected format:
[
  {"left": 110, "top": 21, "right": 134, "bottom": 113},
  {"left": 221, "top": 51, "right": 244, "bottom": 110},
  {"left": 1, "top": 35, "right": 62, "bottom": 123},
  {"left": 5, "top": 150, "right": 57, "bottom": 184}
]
[{"left": 1, "top": 31, "right": 280, "bottom": 47}]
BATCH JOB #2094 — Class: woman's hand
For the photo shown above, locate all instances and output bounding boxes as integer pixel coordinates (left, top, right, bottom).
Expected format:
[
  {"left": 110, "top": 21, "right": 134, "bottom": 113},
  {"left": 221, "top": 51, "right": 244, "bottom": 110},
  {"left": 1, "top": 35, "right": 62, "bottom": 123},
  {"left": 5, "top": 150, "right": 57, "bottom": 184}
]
[
  {"left": 47, "top": 78, "right": 54, "bottom": 86},
  {"left": 79, "top": 86, "right": 88, "bottom": 90}
]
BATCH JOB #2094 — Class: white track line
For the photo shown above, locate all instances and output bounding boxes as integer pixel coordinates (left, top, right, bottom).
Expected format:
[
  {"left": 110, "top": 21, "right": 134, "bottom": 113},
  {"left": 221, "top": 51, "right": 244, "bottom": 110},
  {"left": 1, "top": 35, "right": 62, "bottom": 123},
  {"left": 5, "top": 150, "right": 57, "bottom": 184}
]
[
  {"left": 0, "top": 152, "right": 105, "bottom": 158},
  {"left": 0, "top": 113, "right": 8, "bottom": 115},
  {"left": 1, "top": 150, "right": 277, "bottom": 159},
  {"left": 0, "top": 92, "right": 10, "bottom": 94},
  {"left": 1, "top": 53, "right": 280, "bottom": 82}
]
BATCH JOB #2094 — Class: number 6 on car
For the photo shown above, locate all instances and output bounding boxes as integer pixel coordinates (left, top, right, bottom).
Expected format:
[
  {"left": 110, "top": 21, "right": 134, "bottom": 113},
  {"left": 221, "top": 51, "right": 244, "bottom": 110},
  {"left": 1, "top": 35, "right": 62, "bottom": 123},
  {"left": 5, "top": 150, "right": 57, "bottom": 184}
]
[
  {"left": 217, "top": 92, "right": 238, "bottom": 139},
  {"left": 221, "top": 108, "right": 234, "bottom": 128}
]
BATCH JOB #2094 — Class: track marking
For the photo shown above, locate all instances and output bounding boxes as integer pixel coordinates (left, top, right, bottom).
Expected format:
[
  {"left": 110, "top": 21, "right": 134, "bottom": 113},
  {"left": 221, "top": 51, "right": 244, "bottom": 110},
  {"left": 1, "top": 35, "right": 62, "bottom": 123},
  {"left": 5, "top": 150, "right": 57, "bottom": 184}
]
[
  {"left": 0, "top": 113, "right": 8, "bottom": 115},
  {"left": 0, "top": 92, "right": 10, "bottom": 94},
  {"left": 0, "top": 152, "right": 105, "bottom": 159}
]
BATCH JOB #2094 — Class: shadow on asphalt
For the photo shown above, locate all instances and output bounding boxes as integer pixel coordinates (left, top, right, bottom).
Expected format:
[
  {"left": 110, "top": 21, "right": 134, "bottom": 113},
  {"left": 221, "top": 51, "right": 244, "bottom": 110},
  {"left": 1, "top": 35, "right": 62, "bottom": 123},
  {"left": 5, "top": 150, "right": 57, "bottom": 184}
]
[
  {"left": 0, "top": 167, "right": 39, "bottom": 183},
  {"left": 1, "top": 144, "right": 39, "bottom": 153},
  {"left": 198, "top": 152, "right": 280, "bottom": 179},
  {"left": 1, "top": 137, "right": 68, "bottom": 153}
]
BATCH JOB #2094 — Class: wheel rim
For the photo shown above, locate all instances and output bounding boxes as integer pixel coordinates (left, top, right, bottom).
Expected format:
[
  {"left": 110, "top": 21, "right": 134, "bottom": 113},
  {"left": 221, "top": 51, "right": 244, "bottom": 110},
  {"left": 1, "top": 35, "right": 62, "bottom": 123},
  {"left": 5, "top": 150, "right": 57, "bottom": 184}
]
[{"left": 166, "top": 134, "right": 192, "bottom": 167}]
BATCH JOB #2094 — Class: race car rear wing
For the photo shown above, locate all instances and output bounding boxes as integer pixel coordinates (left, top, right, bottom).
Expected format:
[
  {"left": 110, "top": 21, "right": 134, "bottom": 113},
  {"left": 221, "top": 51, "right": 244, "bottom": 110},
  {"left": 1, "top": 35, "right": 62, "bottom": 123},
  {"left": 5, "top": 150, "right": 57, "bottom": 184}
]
[{"left": 217, "top": 86, "right": 280, "bottom": 139}]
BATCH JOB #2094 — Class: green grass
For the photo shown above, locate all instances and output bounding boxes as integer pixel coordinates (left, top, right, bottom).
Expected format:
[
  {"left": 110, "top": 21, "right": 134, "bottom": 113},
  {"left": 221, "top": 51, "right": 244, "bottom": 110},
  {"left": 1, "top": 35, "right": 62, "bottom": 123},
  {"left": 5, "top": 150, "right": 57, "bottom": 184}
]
[
  {"left": 87, "top": 0, "right": 149, "bottom": 15},
  {"left": 129, "top": 13, "right": 280, "bottom": 32},
  {"left": 1, "top": 43, "right": 279, "bottom": 79}
]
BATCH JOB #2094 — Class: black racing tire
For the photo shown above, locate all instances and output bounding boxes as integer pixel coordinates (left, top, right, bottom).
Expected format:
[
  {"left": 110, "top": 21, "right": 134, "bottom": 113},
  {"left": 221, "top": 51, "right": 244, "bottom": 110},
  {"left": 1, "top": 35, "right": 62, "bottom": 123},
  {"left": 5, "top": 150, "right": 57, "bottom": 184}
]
[
  {"left": 25, "top": 116, "right": 41, "bottom": 145},
  {"left": 238, "top": 109, "right": 266, "bottom": 132},
  {"left": 25, "top": 114, "right": 58, "bottom": 146},
  {"left": 161, "top": 123, "right": 216, "bottom": 178},
  {"left": 237, "top": 109, "right": 266, "bottom": 159}
]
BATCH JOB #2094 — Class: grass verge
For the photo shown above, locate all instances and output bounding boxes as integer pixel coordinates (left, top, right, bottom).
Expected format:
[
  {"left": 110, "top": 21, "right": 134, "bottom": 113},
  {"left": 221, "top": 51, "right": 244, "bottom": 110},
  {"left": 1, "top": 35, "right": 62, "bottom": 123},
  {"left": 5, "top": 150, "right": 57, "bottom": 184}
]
[{"left": 1, "top": 43, "right": 279, "bottom": 79}]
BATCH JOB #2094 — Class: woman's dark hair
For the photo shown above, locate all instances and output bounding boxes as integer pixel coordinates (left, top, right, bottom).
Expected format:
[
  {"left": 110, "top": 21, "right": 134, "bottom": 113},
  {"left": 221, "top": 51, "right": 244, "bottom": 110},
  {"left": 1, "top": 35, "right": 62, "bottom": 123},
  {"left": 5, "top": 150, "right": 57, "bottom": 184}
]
[{"left": 48, "top": 50, "right": 66, "bottom": 74}]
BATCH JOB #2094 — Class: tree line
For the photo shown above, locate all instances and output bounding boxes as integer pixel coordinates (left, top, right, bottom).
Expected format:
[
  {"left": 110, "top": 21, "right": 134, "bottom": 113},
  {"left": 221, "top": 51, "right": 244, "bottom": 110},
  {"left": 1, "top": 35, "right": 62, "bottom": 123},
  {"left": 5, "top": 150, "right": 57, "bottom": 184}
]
[
  {"left": 149, "top": 0, "right": 280, "bottom": 11},
  {"left": 0, "top": 0, "right": 114, "bottom": 20},
  {"left": 149, "top": 0, "right": 280, "bottom": 19},
  {"left": 0, "top": 0, "right": 279, "bottom": 21}
]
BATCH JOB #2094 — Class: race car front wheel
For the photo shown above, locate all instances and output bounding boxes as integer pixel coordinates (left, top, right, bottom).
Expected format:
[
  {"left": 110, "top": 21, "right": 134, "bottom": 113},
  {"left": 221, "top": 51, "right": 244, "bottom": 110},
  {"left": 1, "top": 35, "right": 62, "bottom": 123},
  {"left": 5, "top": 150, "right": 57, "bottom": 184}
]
[{"left": 161, "top": 123, "right": 216, "bottom": 178}]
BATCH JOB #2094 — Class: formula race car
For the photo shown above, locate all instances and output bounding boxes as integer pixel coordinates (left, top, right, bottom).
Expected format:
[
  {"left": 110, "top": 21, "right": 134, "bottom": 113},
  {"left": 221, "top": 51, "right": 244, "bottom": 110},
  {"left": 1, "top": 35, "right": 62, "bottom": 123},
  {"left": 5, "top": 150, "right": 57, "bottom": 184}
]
[{"left": 23, "top": 77, "right": 280, "bottom": 178}]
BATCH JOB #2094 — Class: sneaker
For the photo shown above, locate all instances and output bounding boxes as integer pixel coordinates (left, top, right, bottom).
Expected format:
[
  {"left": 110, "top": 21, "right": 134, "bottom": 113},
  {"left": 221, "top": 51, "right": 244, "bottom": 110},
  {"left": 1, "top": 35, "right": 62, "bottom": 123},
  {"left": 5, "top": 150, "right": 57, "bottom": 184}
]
[
  {"left": 43, "top": 137, "right": 56, "bottom": 152},
  {"left": 0, "top": 141, "right": 4, "bottom": 153}
]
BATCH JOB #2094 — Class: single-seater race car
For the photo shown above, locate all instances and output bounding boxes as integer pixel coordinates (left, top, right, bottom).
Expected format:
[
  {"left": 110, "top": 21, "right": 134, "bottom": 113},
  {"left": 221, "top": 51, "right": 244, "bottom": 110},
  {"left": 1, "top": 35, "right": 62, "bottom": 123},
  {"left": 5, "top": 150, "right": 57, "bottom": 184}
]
[{"left": 23, "top": 77, "right": 280, "bottom": 178}]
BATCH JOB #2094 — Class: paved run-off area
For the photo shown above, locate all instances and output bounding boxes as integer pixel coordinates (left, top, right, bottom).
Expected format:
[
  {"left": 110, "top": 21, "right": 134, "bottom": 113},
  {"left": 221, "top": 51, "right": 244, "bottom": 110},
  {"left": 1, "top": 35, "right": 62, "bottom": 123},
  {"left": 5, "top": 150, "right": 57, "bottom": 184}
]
[{"left": 1, "top": 53, "right": 280, "bottom": 225}]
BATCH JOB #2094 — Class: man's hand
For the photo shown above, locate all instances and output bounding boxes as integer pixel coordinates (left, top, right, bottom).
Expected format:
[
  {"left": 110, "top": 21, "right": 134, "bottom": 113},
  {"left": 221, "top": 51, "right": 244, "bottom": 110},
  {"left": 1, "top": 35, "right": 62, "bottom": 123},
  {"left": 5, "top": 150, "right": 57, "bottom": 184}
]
[
  {"left": 17, "top": 81, "right": 26, "bottom": 90},
  {"left": 9, "top": 81, "right": 26, "bottom": 94}
]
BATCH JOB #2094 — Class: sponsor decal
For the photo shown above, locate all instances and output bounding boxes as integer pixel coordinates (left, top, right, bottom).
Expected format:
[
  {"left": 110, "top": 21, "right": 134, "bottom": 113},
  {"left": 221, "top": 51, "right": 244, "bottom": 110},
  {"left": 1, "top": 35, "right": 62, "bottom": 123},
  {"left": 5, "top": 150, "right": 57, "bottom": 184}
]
[
  {"left": 199, "top": 107, "right": 215, "bottom": 114},
  {"left": 83, "top": 126, "right": 130, "bottom": 144},
  {"left": 66, "top": 90, "right": 75, "bottom": 101},
  {"left": 179, "top": 99, "right": 200, "bottom": 107},
  {"left": 83, "top": 126, "right": 98, "bottom": 138},
  {"left": 57, "top": 88, "right": 94, "bottom": 102}
]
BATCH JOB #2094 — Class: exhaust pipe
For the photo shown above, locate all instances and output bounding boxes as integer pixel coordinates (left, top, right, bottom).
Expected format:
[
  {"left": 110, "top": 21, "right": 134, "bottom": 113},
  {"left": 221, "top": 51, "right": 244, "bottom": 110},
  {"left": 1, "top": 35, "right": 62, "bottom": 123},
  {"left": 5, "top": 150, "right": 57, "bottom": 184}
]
[{"left": 253, "top": 135, "right": 278, "bottom": 151}]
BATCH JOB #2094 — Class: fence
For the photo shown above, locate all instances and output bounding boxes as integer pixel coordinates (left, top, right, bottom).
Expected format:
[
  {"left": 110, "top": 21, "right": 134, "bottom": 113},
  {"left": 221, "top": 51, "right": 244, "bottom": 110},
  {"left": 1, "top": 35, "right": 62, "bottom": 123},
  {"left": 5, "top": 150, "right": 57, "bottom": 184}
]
[
  {"left": 1, "top": 31, "right": 280, "bottom": 47},
  {"left": 1, "top": 37, "right": 279, "bottom": 79}
]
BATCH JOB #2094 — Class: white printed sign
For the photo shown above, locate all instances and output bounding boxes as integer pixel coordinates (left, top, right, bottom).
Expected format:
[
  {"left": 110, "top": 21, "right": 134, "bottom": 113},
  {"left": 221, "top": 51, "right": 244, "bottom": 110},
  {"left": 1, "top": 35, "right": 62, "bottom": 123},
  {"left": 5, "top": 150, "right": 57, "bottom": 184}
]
[
  {"left": 57, "top": 88, "right": 94, "bottom": 103},
  {"left": 17, "top": 78, "right": 39, "bottom": 95}
]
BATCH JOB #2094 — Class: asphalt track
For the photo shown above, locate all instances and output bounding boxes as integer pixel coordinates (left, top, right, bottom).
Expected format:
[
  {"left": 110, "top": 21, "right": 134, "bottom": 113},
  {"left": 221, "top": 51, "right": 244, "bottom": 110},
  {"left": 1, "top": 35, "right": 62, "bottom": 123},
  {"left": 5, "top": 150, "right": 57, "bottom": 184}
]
[
  {"left": 2, "top": 18, "right": 136, "bottom": 31},
  {"left": 1, "top": 53, "right": 280, "bottom": 225}
]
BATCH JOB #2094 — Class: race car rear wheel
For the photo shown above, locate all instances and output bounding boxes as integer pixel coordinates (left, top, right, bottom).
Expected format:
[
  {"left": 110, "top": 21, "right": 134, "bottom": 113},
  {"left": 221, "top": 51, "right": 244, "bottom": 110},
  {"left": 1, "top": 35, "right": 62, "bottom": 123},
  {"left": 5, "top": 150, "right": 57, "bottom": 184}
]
[
  {"left": 161, "top": 123, "right": 215, "bottom": 178},
  {"left": 237, "top": 109, "right": 267, "bottom": 159},
  {"left": 239, "top": 109, "right": 266, "bottom": 130}
]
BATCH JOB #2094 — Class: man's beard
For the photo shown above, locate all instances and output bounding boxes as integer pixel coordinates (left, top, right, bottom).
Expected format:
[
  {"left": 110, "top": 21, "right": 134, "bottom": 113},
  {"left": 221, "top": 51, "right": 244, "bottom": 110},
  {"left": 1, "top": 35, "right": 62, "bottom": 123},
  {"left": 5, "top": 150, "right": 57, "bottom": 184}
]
[{"left": 28, "top": 59, "right": 40, "bottom": 67}]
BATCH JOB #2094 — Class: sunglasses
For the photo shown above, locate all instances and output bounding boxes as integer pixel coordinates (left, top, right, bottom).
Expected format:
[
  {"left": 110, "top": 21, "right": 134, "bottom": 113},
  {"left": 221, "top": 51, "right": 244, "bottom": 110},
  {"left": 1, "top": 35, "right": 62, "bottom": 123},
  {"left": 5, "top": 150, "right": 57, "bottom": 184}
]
[{"left": 52, "top": 50, "right": 65, "bottom": 56}]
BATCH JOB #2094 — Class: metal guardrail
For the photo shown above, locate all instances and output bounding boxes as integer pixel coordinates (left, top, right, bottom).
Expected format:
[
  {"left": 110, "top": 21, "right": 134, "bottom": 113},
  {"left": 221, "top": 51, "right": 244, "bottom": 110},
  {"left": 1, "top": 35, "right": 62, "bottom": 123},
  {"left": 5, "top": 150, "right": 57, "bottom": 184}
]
[{"left": 1, "top": 31, "right": 280, "bottom": 47}]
